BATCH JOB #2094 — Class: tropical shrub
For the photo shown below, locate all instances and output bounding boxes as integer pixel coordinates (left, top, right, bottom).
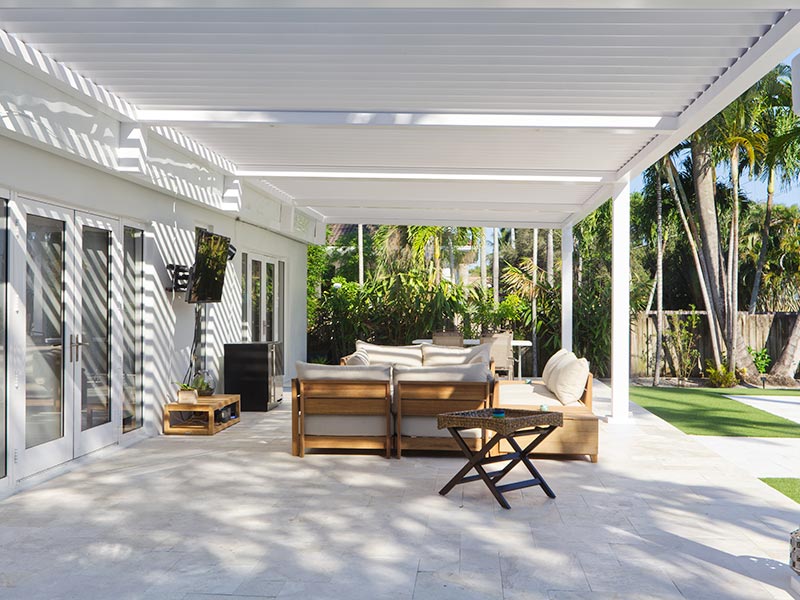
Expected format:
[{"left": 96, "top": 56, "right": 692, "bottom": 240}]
[
  {"left": 705, "top": 362, "right": 738, "bottom": 388},
  {"left": 747, "top": 345, "right": 771, "bottom": 374},
  {"left": 664, "top": 307, "right": 701, "bottom": 385}
]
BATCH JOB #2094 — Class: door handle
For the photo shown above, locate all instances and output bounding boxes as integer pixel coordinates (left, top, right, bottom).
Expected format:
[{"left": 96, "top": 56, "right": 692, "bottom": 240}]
[{"left": 70, "top": 334, "right": 85, "bottom": 363}]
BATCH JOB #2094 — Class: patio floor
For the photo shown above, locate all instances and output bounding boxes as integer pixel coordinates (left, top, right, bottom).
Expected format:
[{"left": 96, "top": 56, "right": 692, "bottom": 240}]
[{"left": 1, "top": 382, "right": 799, "bottom": 600}]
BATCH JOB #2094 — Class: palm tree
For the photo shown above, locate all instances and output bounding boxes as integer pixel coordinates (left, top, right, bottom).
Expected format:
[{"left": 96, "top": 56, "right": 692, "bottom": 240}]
[
  {"left": 750, "top": 65, "right": 800, "bottom": 313},
  {"left": 712, "top": 89, "right": 766, "bottom": 372}
]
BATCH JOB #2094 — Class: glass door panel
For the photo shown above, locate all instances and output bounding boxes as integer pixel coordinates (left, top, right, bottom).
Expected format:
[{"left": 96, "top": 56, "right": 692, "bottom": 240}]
[
  {"left": 265, "top": 262, "right": 274, "bottom": 342},
  {"left": 242, "top": 254, "right": 283, "bottom": 345},
  {"left": 12, "top": 198, "right": 75, "bottom": 478},
  {"left": 250, "top": 259, "right": 262, "bottom": 342},
  {"left": 0, "top": 200, "right": 6, "bottom": 480},
  {"left": 80, "top": 226, "right": 111, "bottom": 431},
  {"left": 73, "top": 212, "right": 120, "bottom": 458},
  {"left": 25, "top": 215, "right": 66, "bottom": 448},
  {"left": 122, "top": 227, "right": 143, "bottom": 433}
]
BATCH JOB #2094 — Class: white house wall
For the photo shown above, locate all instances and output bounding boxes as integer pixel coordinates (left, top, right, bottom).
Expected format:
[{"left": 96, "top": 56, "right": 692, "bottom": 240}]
[{"left": 0, "top": 132, "right": 309, "bottom": 438}]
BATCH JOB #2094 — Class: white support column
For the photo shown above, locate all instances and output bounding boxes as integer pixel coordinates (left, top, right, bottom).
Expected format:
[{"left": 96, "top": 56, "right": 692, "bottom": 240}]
[
  {"left": 560, "top": 224, "right": 573, "bottom": 352},
  {"left": 357, "top": 224, "right": 364, "bottom": 285},
  {"left": 611, "top": 181, "right": 631, "bottom": 423}
]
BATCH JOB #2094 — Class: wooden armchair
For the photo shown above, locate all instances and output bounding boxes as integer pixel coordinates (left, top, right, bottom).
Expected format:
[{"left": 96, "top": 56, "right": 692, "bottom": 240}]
[
  {"left": 291, "top": 378, "right": 393, "bottom": 458},
  {"left": 395, "top": 380, "right": 491, "bottom": 458}
]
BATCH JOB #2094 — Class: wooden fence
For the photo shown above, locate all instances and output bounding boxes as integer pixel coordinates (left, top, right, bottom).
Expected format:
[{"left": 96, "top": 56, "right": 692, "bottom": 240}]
[{"left": 631, "top": 311, "right": 799, "bottom": 377}]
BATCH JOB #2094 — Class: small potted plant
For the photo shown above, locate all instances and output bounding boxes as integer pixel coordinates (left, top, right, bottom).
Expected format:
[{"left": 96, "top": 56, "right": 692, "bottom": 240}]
[
  {"left": 190, "top": 371, "right": 215, "bottom": 396},
  {"left": 175, "top": 382, "right": 199, "bottom": 404}
]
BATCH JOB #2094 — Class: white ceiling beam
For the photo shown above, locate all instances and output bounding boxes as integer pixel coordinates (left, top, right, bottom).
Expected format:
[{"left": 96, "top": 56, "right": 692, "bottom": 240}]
[
  {"left": 1, "top": 3, "right": 797, "bottom": 11},
  {"left": 619, "top": 9, "right": 800, "bottom": 180},
  {"left": 246, "top": 168, "right": 610, "bottom": 183},
  {"left": 557, "top": 184, "right": 614, "bottom": 225},
  {"left": 138, "top": 109, "right": 677, "bottom": 132},
  {"left": 295, "top": 198, "right": 587, "bottom": 211}
]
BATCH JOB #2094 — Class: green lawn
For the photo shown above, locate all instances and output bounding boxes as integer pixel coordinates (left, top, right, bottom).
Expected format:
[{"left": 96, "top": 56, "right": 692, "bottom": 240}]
[
  {"left": 761, "top": 478, "right": 800, "bottom": 503},
  {"left": 630, "top": 386, "right": 800, "bottom": 437}
]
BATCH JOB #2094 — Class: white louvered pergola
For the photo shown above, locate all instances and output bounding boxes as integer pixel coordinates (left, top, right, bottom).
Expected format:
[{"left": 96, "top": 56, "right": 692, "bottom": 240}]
[{"left": 2, "top": 2, "right": 800, "bottom": 420}]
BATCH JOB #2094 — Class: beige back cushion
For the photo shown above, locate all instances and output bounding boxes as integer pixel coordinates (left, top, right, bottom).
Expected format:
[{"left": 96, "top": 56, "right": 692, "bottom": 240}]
[
  {"left": 355, "top": 341, "right": 423, "bottom": 367},
  {"left": 548, "top": 356, "right": 590, "bottom": 405},
  {"left": 295, "top": 361, "right": 391, "bottom": 382},
  {"left": 421, "top": 343, "right": 491, "bottom": 367},
  {"left": 541, "top": 348, "right": 570, "bottom": 386},
  {"left": 394, "top": 363, "right": 491, "bottom": 383}
]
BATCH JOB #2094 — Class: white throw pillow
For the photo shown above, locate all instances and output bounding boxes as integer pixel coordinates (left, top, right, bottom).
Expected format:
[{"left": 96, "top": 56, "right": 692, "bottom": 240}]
[
  {"left": 545, "top": 351, "right": 577, "bottom": 394},
  {"left": 541, "top": 348, "right": 570, "bottom": 386},
  {"left": 295, "top": 361, "right": 391, "bottom": 382},
  {"left": 344, "top": 350, "right": 370, "bottom": 366},
  {"left": 549, "top": 357, "right": 590, "bottom": 405},
  {"left": 421, "top": 343, "right": 491, "bottom": 366},
  {"left": 355, "top": 341, "right": 423, "bottom": 367}
]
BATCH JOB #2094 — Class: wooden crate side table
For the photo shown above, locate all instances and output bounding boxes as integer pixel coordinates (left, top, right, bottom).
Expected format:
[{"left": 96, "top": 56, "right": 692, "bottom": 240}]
[{"left": 163, "top": 394, "right": 241, "bottom": 435}]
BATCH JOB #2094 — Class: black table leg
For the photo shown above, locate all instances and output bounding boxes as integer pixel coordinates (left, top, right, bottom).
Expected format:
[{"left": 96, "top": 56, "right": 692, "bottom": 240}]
[
  {"left": 439, "top": 425, "right": 559, "bottom": 509},
  {"left": 439, "top": 429, "right": 509, "bottom": 507}
]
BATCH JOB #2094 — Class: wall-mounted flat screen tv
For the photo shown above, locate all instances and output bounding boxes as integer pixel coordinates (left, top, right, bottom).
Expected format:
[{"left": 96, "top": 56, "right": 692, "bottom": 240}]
[{"left": 185, "top": 229, "right": 230, "bottom": 303}]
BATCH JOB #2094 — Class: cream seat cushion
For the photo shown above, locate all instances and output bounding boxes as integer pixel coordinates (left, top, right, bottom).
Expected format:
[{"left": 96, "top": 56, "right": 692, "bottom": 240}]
[
  {"left": 541, "top": 348, "right": 569, "bottom": 387},
  {"left": 355, "top": 341, "right": 423, "bottom": 367},
  {"left": 421, "top": 343, "right": 492, "bottom": 366}
]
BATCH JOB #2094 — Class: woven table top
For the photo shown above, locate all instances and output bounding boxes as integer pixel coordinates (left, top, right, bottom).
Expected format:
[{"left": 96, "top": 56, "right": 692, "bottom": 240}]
[{"left": 437, "top": 408, "right": 563, "bottom": 436}]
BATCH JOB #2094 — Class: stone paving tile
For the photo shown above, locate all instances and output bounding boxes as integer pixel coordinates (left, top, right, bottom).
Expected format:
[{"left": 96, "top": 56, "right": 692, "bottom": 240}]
[{"left": 1, "top": 382, "right": 798, "bottom": 599}]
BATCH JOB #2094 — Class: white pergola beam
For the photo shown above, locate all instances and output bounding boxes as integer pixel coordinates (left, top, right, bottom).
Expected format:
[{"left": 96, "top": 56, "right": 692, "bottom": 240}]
[
  {"left": 610, "top": 181, "right": 631, "bottom": 423},
  {"left": 4, "top": 2, "right": 799, "bottom": 10},
  {"left": 137, "top": 109, "right": 677, "bottom": 132},
  {"left": 320, "top": 207, "right": 567, "bottom": 222},
  {"left": 619, "top": 9, "right": 800, "bottom": 181},
  {"left": 297, "top": 199, "right": 586, "bottom": 211}
]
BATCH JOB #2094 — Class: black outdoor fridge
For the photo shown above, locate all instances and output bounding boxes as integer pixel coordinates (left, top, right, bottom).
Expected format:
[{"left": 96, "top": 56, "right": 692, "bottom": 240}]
[{"left": 224, "top": 342, "right": 284, "bottom": 411}]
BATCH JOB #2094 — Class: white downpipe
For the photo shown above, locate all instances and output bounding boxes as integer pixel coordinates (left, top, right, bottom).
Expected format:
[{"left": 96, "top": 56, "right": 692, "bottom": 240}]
[
  {"left": 611, "top": 181, "right": 631, "bottom": 423},
  {"left": 561, "top": 225, "right": 573, "bottom": 352}
]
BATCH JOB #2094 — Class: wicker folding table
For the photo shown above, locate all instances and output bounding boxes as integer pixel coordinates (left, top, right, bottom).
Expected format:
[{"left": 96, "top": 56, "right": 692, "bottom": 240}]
[{"left": 437, "top": 408, "right": 563, "bottom": 509}]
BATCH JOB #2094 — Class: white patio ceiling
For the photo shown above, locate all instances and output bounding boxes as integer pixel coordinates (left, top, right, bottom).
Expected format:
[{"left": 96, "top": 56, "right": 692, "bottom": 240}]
[{"left": 2, "top": 2, "right": 800, "bottom": 228}]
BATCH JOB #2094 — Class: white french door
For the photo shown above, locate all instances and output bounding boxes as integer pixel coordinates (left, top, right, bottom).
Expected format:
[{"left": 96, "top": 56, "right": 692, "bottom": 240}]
[
  {"left": 9, "top": 198, "right": 122, "bottom": 479},
  {"left": 243, "top": 253, "right": 278, "bottom": 343}
]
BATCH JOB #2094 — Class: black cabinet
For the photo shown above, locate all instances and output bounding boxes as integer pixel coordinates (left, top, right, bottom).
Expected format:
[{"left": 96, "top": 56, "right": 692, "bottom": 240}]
[{"left": 224, "top": 342, "right": 283, "bottom": 411}]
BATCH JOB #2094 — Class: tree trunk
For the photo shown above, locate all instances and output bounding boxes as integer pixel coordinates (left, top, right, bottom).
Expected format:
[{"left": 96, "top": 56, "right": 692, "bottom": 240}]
[
  {"left": 510, "top": 228, "right": 516, "bottom": 251},
  {"left": 748, "top": 166, "right": 775, "bottom": 313},
  {"left": 665, "top": 158, "right": 723, "bottom": 367},
  {"left": 532, "top": 228, "right": 539, "bottom": 377},
  {"left": 479, "top": 229, "right": 487, "bottom": 288},
  {"left": 546, "top": 229, "right": 554, "bottom": 285},
  {"left": 692, "top": 135, "right": 727, "bottom": 330},
  {"left": 726, "top": 146, "right": 740, "bottom": 372},
  {"left": 770, "top": 312, "right": 800, "bottom": 382},
  {"left": 654, "top": 172, "right": 664, "bottom": 386},
  {"left": 493, "top": 227, "right": 500, "bottom": 304}
]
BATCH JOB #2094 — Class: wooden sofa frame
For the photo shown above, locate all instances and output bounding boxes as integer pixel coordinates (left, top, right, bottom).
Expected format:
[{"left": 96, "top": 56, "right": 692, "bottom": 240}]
[
  {"left": 493, "top": 373, "right": 599, "bottom": 462},
  {"left": 291, "top": 378, "right": 392, "bottom": 459},
  {"left": 395, "top": 380, "right": 491, "bottom": 458}
]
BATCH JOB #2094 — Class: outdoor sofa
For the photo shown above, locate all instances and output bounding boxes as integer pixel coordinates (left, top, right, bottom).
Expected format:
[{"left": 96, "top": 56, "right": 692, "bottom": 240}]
[
  {"left": 495, "top": 348, "right": 598, "bottom": 462},
  {"left": 291, "top": 342, "right": 598, "bottom": 462}
]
